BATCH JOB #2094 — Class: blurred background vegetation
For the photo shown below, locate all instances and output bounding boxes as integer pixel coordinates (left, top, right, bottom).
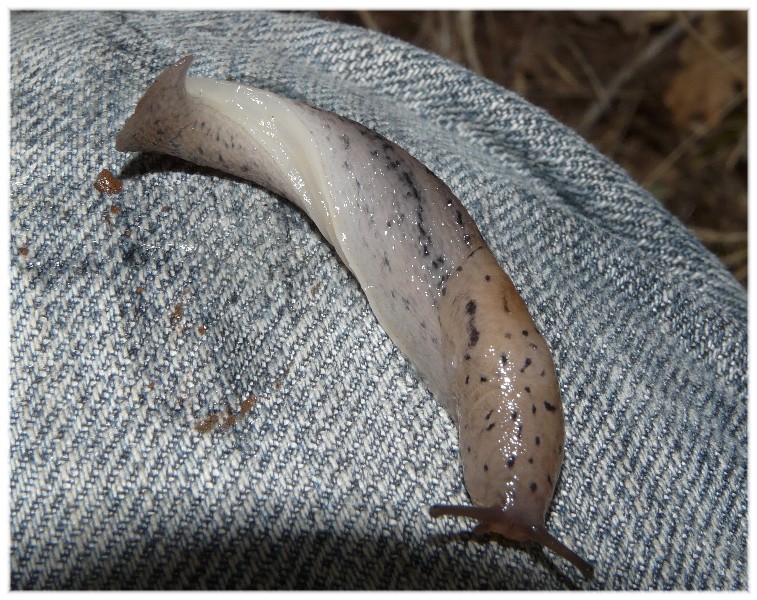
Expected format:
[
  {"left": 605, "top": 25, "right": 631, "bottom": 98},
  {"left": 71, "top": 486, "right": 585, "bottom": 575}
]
[{"left": 319, "top": 10, "right": 747, "bottom": 287}]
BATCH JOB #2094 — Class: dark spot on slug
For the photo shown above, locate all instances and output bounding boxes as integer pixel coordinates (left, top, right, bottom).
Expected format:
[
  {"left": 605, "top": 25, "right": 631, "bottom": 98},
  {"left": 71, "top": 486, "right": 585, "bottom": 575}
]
[
  {"left": 535, "top": 436, "right": 541, "bottom": 446},
  {"left": 530, "top": 482, "right": 538, "bottom": 492},
  {"left": 516, "top": 423, "right": 522, "bottom": 438},
  {"left": 501, "top": 354, "right": 508, "bottom": 365},
  {"left": 423, "top": 244, "right": 429, "bottom": 256},
  {"left": 467, "top": 446, "right": 471, "bottom": 453},
  {"left": 485, "top": 410, "right": 493, "bottom": 420},
  {"left": 486, "top": 422, "right": 495, "bottom": 431},
  {"left": 466, "top": 300, "right": 476, "bottom": 315},
  {"left": 507, "top": 456, "right": 516, "bottom": 468},
  {"left": 402, "top": 171, "right": 420, "bottom": 199},
  {"left": 532, "top": 404, "right": 537, "bottom": 414},
  {"left": 455, "top": 210, "right": 463, "bottom": 225},
  {"left": 484, "top": 464, "right": 489, "bottom": 471},
  {"left": 510, "top": 411, "right": 517, "bottom": 420},
  {"left": 371, "top": 149, "right": 379, "bottom": 157},
  {"left": 386, "top": 220, "right": 392, "bottom": 228},
  {"left": 468, "top": 326, "right": 479, "bottom": 347},
  {"left": 464, "top": 353, "right": 471, "bottom": 360},
  {"left": 520, "top": 358, "right": 532, "bottom": 372},
  {"left": 340, "top": 133, "right": 350, "bottom": 149},
  {"left": 544, "top": 401, "right": 557, "bottom": 412},
  {"left": 530, "top": 343, "right": 538, "bottom": 350},
  {"left": 463, "top": 233, "right": 471, "bottom": 244},
  {"left": 480, "top": 376, "right": 487, "bottom": 383},
  {"left": 541, "top": 370, "right": 546, "bottom": 377},
  {"left": 522, "top": 330, "right": 529, "bottom": 337},
  {"left": 465, "top": 375, "right": 470, "bottom": 385},
  {"left": 505, "top": 332, "right": 512, "bottom": 339},
  {"left": 525, "top": 386, "right": 531, "bottom": 393},
  {"left": 547, "top": 474, "right": 553, "bottom": 487},
  {"left": 456, "top": 265, "right": 463, "bottom": 272},
  {"left": 528, "top": 457, "right": 534, "bottom": 464}
]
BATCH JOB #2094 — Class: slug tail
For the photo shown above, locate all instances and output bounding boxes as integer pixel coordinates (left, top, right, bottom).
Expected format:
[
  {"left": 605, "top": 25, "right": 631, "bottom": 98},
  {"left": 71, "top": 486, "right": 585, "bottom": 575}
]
[
  {"left": 429, "top": 504, "right": 593, "bottom": 579},
  {"left": 115, "top": 55, "right": 195, "bottom": 153}
]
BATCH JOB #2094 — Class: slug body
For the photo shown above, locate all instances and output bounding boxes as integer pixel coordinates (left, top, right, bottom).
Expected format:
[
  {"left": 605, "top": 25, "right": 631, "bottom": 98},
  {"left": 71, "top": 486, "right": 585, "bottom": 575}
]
[{"left": 116, "top": 56, "right": 592, "bottom": 578}]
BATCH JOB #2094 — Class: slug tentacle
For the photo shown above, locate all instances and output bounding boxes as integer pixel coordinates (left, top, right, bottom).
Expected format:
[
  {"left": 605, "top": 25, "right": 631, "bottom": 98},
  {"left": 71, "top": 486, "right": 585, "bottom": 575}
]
[
  {"left": 116, "top": 55, "right": 593, "bottom": 580},
  {"left": 429, "top": 504, "right": 593, "bottom": 579}
]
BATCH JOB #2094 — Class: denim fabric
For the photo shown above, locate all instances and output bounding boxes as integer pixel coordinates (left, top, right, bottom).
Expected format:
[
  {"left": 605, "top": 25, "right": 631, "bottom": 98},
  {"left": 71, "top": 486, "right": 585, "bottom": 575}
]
[{"left": 10, "top": 11, "right": 747, "bottom": 590}]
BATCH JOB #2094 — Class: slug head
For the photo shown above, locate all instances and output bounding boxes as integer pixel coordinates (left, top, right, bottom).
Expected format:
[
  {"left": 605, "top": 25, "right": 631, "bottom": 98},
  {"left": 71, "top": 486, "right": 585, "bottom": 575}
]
[{"left": 429, "top": 503, "right": 593, "bottom": 579}]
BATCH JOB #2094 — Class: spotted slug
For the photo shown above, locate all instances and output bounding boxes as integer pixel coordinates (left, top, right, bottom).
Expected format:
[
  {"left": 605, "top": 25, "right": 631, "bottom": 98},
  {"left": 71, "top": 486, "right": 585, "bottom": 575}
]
[{"left": 116, "top": 55, "right": 593, "bottom": 579}]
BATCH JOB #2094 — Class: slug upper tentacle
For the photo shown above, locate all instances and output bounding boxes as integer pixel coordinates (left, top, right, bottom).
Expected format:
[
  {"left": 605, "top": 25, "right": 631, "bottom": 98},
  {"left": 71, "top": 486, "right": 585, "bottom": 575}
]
[{"left": 116, "top": 55, "right": 592, "bottom": 579}]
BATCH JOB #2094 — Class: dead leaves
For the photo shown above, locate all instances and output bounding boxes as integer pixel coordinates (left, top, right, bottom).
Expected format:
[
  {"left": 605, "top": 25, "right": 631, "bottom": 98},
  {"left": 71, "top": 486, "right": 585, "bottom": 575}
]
[{"left": 664, "top": 13, "right": 747, "bottom": 129}]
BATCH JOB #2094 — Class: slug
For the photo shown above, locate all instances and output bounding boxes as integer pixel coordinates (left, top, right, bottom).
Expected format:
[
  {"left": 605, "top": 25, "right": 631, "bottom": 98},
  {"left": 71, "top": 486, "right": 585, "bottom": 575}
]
[{"left": 116, "top": 55, "right": 593, "bottom": 579}]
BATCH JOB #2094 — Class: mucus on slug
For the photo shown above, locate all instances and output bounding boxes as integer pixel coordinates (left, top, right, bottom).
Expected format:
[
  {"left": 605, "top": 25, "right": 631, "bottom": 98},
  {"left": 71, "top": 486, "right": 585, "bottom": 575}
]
[{"left": 115, "top": 55, "right": 593, "bottom": 579}]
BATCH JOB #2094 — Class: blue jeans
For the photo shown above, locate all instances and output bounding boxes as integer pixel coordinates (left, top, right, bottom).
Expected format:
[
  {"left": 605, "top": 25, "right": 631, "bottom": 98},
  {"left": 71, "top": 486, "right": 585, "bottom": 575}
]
[{"left": 9, "top": 10, "right": 747, "bottom": 590}]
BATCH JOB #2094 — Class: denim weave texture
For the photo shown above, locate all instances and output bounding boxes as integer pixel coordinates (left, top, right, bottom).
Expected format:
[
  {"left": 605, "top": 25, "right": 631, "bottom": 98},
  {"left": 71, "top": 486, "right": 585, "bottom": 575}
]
[{"left": 10, "top": 11, "right": 747, "bottom": 590}]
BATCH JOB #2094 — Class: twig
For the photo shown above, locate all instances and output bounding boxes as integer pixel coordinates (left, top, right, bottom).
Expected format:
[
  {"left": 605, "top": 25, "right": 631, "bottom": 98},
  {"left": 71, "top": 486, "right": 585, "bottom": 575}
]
[
  {"left": 540, "top": 45, "right": 587, "bottom": 93},
  {"left": 719, "top": 247, "right": 748, "bottom": 269},
  {"left": 577, "top": 18, "right": 687, "bottom": 134},
  {"left": 553, "top": 20, "right": 606, "bottom": 102},
  {"left": 732, "top": 264, "right": 747, "bottom": 283},
  {"left": 457, "top": 11, "right": 485, "bottom": 75},
  {"left": 605, "top": 89, "right": 644, "bottom": 159},
  {"left": 642, "top": 88, "right": 747, "bottom": 189},
  {"left": 675, "top": 11, "right": 746, "bottom": 84},
  {"left": 724, "top": 131, "right": 747, "bottom": 172},
  {"left": 438, "top": 12, "right": 456, "bottom": 60},
  {"left": 357, "top": 10, "right": 380, "bottom": 32},
  {"left": 689, "top": 227, "right": 747, "bottom": 245}
]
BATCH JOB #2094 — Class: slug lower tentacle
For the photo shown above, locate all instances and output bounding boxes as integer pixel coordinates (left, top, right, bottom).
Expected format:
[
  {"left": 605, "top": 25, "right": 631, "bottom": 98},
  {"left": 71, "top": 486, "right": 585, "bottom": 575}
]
[{"left": 116, "top": 55, "right": 592, "bottom": 578}]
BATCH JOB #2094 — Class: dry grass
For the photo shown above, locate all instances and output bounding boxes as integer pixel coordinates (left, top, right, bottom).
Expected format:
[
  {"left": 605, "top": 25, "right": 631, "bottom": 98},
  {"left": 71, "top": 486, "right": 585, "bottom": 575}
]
[{"left": 319, "top": 10, "right": 747, "bottom": 287}]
